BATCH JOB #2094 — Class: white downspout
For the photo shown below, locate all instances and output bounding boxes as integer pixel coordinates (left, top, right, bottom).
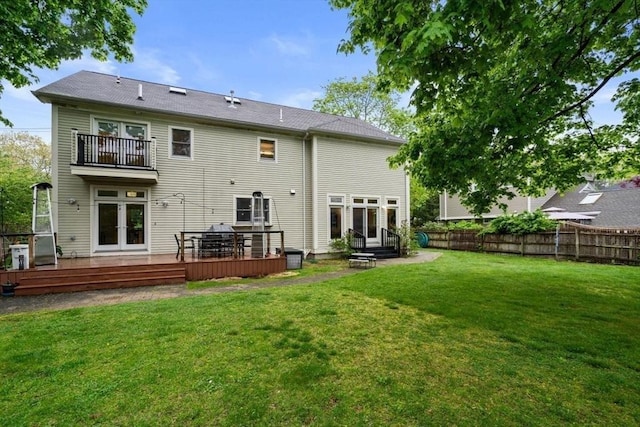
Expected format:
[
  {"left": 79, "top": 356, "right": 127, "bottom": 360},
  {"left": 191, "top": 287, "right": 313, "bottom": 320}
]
[
  {"left": 312, "top": 135, "right": 319, "bottom": 254},
  {"left": 302, "top": 132, "right": 308, "bottom": 254},
  {"left": 443, "top": 190, "right": 448, "bottom": 220},
  {"left": 405, "top": 172, "right": 411, "bottom": 224}
]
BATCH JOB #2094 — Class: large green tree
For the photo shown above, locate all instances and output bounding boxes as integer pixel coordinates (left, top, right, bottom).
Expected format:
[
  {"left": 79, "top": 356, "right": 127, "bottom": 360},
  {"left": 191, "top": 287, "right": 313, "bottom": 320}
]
[
  {"left": 0, "top": 0, "right": 147, "bottom": 126},
  {"left": 313, "top": 71, "right": 415, "bottom": 137},
  {"left": 330, "top": 0, "right": 640, "bottom": 214},
  {"left": 313, "top": 73, "right": 440, "bottom": 224},
  {"left": 0, "top": 133, "right": 51, "bottom": 233}
]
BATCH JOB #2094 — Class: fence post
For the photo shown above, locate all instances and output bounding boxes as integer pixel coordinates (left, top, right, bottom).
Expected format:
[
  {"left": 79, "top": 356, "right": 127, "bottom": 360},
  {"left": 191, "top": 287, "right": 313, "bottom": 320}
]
[
  {"left": 555, "top": 224, "right": 560, "bottom": 260},
  {"left": 575, "top": 227, "right": 580, "bottom": 261}
]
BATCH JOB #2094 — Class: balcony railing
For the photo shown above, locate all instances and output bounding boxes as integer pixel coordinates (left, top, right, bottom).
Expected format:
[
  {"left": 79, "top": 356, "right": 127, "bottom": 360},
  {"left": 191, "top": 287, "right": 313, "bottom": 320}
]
[{"left": 72, "top": 131, "right": 156, "bottom": 169}]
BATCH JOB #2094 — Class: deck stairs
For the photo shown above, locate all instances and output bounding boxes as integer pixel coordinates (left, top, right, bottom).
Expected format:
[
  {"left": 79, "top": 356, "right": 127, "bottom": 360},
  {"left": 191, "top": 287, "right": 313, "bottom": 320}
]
[
  {"left": 349, "top": 228, "right": 402, "bottom": 260},
  {"left": 13, "top": 263, "right": 186, "bottom": 296}
]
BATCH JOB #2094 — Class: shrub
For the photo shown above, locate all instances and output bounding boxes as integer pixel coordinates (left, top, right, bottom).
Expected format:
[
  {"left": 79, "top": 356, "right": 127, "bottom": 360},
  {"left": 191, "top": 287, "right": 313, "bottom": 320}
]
[
  {"left": 329, "top": 234, "right": 354, "bottom": 258},
  {"left": 483, "top": 210, "right": 557, "bottom": 235}
]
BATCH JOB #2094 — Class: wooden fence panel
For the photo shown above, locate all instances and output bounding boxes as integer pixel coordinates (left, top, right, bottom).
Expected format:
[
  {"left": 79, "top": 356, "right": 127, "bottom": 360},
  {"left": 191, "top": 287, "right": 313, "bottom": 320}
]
[
  {"left": 483, "top": 234, "right": 521, "bottom": 255},
  {"left": 421, "top": 222, "right": 640, "bottom": 266},
  {"left": 448, "top": 231, "right": 480, "bottom": 251}
]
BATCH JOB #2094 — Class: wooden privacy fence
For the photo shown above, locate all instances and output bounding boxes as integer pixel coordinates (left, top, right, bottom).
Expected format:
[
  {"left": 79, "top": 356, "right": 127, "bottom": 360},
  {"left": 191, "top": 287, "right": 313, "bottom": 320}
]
[{"left": 423, "top": 222, "right": 640, "bottom": 266}]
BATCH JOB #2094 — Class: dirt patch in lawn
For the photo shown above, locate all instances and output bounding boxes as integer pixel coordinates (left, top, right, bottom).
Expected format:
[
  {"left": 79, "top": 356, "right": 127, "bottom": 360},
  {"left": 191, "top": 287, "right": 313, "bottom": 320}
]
[{"left": 0, "top": 251, "right": 440, "bottom": 315}]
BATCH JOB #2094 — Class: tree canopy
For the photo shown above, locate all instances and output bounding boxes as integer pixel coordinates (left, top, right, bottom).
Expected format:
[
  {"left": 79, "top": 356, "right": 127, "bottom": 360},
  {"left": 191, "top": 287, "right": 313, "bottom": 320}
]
[
  {"left": 331, "top": 0, "right": 640, "bottom": 214},
  {"left": 313, "top": 71, "right": 414, "bottom": 137},
  {"left": 0, "top": 0, "right": 147, "bottom": 126},
  {"left": 0, "top": 133, "right": 51, "bottom": 233}
]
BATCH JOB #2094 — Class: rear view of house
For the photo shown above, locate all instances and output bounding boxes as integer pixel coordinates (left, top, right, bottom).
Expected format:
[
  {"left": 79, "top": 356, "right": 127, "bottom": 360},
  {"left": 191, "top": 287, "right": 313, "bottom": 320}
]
[{"left": 33, "top": 71, "right": 409, "bottom": 260}]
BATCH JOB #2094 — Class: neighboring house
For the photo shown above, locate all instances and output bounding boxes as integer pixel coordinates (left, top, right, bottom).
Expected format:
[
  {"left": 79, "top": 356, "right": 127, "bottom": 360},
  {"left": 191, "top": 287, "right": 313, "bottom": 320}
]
[
  {"left": 33, "top": 71, "right": 409, "bottom": 259},
  {"left": 541, "top": 179, "right": 640, "bottom": 228},
  {"left": 439, "top": 188, "right": 556, "bottom": 222}
]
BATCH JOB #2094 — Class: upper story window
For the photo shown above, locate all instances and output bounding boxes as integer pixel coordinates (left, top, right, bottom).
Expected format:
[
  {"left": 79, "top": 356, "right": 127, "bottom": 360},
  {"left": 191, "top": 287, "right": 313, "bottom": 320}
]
[
  {"left": 170, "top": 126, "right": 193, "bottom": 159},
  {"left": 258, "top": 138, "right": 276, "bottom": 162}
]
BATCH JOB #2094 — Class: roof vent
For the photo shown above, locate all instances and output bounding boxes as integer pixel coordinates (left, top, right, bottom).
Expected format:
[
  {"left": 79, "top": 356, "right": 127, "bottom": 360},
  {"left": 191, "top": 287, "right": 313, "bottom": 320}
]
[
  {"left": 137, "top": 84, "right": 143, "bottom": 100},
  {"left": 169, "top": 86, "right": 187, "bottom": 95},
  {"left": 225, "top": 90, "right": 241, "bottom": 108}
]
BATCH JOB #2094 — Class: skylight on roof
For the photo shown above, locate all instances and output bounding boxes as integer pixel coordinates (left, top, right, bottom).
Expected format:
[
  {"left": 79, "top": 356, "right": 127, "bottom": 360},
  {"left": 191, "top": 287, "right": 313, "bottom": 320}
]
[
  {"left": 579, "top": 192, "right": 602, "bottom": 205},
  {"left": 224, "top": 96, "right": 241, "bottom": 104},
  {"left": 169, "top": 86, "right": 187, "bottom": 95}
]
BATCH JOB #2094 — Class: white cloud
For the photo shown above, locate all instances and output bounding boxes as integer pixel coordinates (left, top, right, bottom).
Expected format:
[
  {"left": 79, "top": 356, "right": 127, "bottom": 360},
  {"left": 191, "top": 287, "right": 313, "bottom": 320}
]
[
  {"left": 268, "top": 34, "right": 310, "bottom": 56},
  {"left": 3, "top": 83, "right": 38, "bottom": 103},
  {"left": 131, "top": 48, "right": 181, "bottom": 85},
  {"left": 59, "top": 55, "right": 118, "bottom": 75},
  {"left": 278, "top": 89, "right": 322, "bottom": 109},
  {"left": 248, "top": 91, "right": 263, "bottom": 100},
  {"left": 187, "top": 54, "right": 220, "bottom": 85}
]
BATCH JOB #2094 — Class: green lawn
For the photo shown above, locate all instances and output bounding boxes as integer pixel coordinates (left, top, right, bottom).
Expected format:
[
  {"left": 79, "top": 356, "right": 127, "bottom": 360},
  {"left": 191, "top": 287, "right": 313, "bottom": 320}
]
[{"left": 1, "top": 251, "right": 639, "bottom": 426}]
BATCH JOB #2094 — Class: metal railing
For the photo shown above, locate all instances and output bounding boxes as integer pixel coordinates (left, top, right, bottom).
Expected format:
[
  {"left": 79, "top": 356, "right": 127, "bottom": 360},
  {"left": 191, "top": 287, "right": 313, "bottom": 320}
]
[
  {"left": 72, "top": 131, "right": 156, "bottom": 169},
  {"left": 178, "top": 230, "right": 285, "bottom": 262},
  {"left": 381, "top": 227, "right": 402, "bottom": 257},
  {"left": 348, "top": 228, "right": 366, "bottom": 251}
]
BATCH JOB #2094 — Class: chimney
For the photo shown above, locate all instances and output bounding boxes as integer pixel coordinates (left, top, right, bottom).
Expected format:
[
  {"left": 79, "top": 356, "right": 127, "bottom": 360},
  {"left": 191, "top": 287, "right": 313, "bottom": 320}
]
[{"left": 137, "top": 84, "right": 143, "bottom": 100}]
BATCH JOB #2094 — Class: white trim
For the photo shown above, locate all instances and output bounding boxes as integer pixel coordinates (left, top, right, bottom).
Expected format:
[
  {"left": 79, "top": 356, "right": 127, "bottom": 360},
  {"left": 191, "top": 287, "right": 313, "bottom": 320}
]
[
  {"left": 168, "top": 125, "right": 194, "bottom": 160},
  {"left": 312, "top": 136, "right": 318, "bottom": 252},
  {"left": 384, "top": 196, "right": 400, "bottom": 229},
  {"left": 90, "top": 114, "right": 151, "bottom": 138},
  {"left": 405, "top": 173, "right": 411, "bottom": 223},
  {"left": 257, "top": 137, "right": 277, "bottom": 163},
  {"left": 52, "top": 105, "right": 59, "bottom": 237},
  {"left": 91, "top": 186, "right": 150, "bottom": 254},
  {"left": 351, "top": 195, "right": 380, "bottom": 206},
  {"left": 327, "top": 193, "right": 347, "bottom": 242},
  {"left": 351, "top": 195, "right": 381, "bottom": 244}
]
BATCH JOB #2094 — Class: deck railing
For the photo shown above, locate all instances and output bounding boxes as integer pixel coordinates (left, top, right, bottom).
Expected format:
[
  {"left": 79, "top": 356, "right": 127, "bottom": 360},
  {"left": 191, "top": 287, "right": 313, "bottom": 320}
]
[
  {"left": 348, "top": 228, "right": 366, "bottom": 251},
  {"left": 381, "top": 227, "right": 402, "bottom": 257},
  {"left": 72, "top": 131, "right": 156, "bottom": 169},
  {"left": 179, "top": 230, "right": 285, "bottom": 262}
]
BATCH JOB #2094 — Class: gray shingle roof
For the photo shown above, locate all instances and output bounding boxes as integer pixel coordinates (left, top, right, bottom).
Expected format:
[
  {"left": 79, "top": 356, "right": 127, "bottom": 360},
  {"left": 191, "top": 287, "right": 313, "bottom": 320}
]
[
  {"left": 33, "top": 70, "right": 404, "bottom": 144},
  {"left": 543, "top": 184, "right": 640, "bottom": 228}
]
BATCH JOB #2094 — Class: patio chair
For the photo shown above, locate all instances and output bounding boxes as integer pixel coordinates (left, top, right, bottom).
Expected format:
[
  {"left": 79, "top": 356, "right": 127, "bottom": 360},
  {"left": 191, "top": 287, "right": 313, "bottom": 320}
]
[{"left": 175, "top": 234, "right": 195, "bottom": 259}]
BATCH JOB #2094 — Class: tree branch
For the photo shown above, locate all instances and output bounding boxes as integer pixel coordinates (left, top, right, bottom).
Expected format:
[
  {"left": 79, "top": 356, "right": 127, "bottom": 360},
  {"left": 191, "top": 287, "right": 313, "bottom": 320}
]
[{"left": 541, "top": 49, "right": 640, "bottom": 125}]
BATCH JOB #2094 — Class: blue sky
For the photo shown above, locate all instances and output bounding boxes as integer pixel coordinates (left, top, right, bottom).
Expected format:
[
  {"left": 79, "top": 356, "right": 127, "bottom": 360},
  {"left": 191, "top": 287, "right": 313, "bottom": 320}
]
[
  {"left": 1, "top": 0, "right": 375, "bottom": 143},
  {"left": 0, "top": 0, "right": 627, "bottom": 143}
]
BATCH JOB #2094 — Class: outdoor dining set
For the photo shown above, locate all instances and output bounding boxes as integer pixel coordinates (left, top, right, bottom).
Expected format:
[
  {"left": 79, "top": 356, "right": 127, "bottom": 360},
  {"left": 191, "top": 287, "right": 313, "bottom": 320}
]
[{"left": 176, "top": 224, "right": 250, "bottom": 259}]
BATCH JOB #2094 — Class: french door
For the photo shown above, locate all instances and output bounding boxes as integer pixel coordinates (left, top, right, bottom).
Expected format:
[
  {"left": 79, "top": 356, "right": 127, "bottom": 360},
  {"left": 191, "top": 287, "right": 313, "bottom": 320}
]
[
  {"left": 352, "top": 197, "right": 380, "bottom": 244},
  {"left": 95, "top": 189, "right": 147, "bottom": 252}
]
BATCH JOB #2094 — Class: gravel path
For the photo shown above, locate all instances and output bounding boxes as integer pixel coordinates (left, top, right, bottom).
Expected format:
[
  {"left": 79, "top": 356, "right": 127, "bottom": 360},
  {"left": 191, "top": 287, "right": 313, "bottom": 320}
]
[{"left": 0, "top": 251, "right": 440, "bottom": 315}]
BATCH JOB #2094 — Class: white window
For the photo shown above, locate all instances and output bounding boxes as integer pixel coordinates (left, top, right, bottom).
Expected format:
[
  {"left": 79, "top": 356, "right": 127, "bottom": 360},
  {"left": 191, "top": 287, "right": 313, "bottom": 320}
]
[
  {"left": 169, "top": 126, "right": 193, "bottom": 159},
  {"left": 94, "top": 118, "right": 148, "bottom": 140},
  {"left": 258, "top": 138, "right": 276, "bottom": 162},
  {"left": 234, "top": 196, "right": 271, "bottom": 226},
  {"left": 328, "top": 195, "right": 345, "bottom": 240},
  {"left": 385, "top": 198, "right": 400, "bottom": 230}
]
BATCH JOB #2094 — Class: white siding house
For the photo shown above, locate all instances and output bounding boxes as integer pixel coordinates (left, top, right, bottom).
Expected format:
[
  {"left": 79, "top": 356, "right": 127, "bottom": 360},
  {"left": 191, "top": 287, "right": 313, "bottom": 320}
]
[
  {"left": 33, "top": 71, "right": 408, "bottom": 259},
  {"left": 439, "top": 189, "right": 556, "bottom": 222}
]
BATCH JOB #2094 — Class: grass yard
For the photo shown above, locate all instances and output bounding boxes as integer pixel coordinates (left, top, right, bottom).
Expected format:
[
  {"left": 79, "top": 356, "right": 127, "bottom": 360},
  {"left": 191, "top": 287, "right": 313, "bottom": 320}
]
[{"left": 1, "top": 251, "right": 639, "bottom": 426}]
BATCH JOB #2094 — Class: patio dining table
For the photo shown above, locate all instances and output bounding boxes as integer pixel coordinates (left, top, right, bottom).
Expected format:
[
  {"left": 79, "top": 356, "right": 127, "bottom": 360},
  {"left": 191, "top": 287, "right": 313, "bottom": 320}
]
[{"left": 197, "top": 224, "right": 249, "bottom": 258}]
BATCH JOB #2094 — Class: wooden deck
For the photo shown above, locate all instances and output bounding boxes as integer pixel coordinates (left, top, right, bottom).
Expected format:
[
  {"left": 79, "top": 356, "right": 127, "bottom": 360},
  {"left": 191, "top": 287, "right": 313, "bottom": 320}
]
[{"left": 1, "top": 254, "right": 287, "bottom": 296}]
